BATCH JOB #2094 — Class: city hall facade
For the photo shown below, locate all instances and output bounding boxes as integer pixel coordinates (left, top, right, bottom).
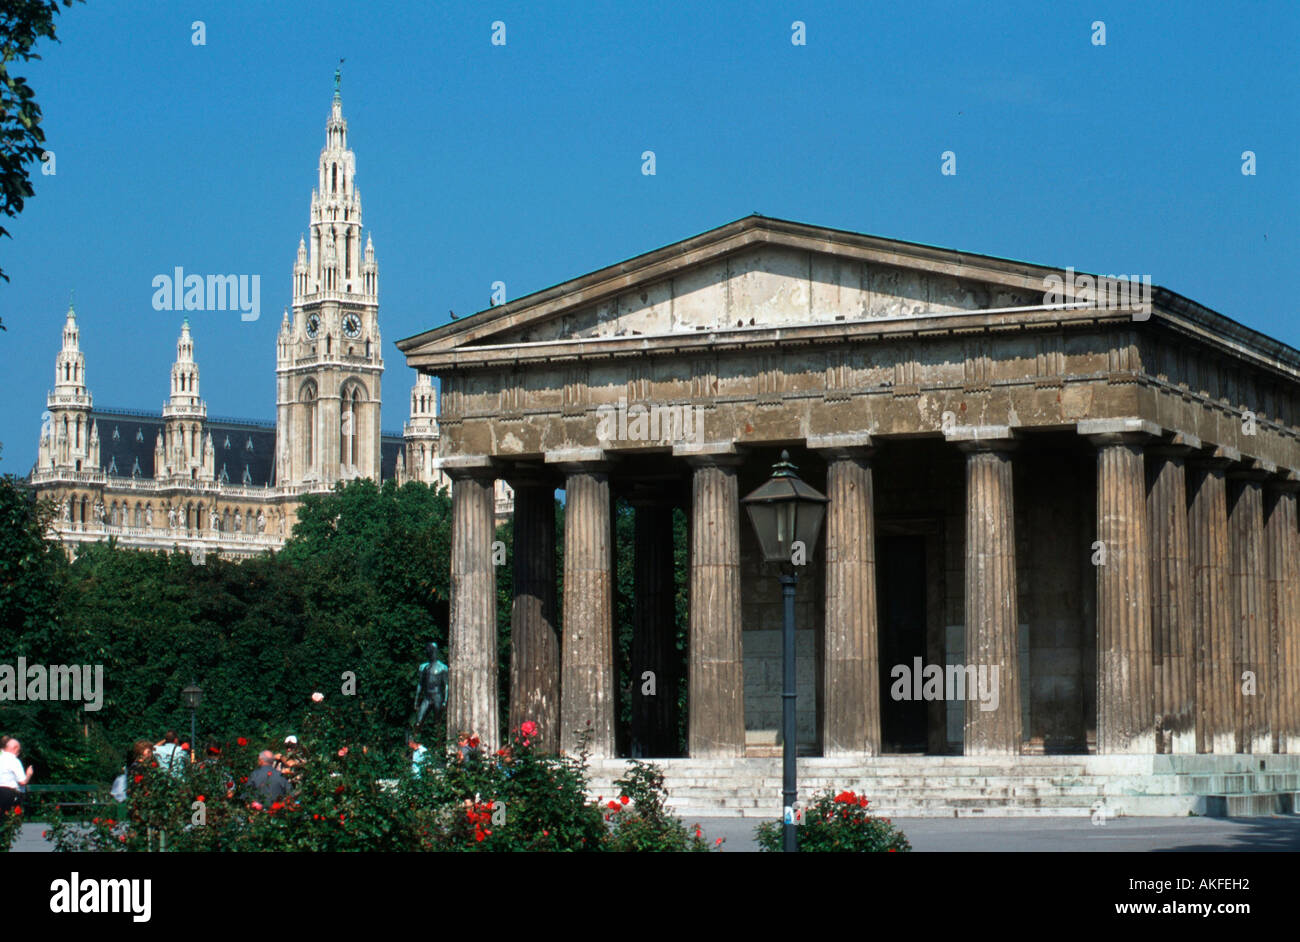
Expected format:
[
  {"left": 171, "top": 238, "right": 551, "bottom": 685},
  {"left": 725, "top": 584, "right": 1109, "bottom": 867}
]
[{"left": 399, "top": 216, "right": 1300, "bottom": 811}]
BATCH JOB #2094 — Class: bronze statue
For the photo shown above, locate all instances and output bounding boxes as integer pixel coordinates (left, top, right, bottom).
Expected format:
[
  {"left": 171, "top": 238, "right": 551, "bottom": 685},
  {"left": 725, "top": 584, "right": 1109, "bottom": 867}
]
[{"left": 414, "top": 642, "right": 448, "bottom": 728}]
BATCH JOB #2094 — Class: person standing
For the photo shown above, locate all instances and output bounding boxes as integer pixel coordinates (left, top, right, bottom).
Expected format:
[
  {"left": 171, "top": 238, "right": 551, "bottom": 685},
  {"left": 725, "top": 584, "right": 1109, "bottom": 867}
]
[
  {"left": 245, "top": 751, "right": 292, "bottom": 803},
  {"left": 0, "top": 738, "right": 34, "bottom": 813},
  {"left": 153, "top": 731, "right": 186, "bottom": 777}
]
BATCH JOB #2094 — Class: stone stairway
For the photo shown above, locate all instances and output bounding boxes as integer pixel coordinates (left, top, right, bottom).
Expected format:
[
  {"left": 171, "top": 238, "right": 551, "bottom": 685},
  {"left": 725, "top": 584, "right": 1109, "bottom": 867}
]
[{"left": 586, "top": 755, "right": 1300, "bottom": 819}]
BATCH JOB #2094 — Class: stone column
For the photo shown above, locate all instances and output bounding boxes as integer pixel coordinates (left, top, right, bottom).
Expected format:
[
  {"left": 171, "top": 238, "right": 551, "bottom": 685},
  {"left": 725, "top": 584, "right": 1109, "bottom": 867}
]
[
  {"left": 686, "top": 454, "right": 745, "bottom": 757},
  {"left": 1264, "top": 477, "right": 1300, "bottom": 755},
  {"left": 1147, "top": 443, "right": 1196, "bottom": 754},
  {"left": 507, "top": 478, "right": 559, "bottom": 748},
  {"left": 447, "top": 465, "right": 499, "bottom": 753},
  {"left": 1229, "top": 468, "right": 1270, "bottom": 753},
  {"left": 950, "top": 428, "right": 1021, "bottom": 756},
  {"left": 1085, "top": 421, "right": 1156, "bottom": 754},
  {"left": 557, "top": 461, "right": 615, "bottom": 756},
  {"left": 814, "top": 436, "right": 880, "bottom": 755},
  {"left": 630, "top": 495, "right": 679, "bottom": 757},
  {"left": 1188, "top": 452, "right": 1235, "bottom": 754}
]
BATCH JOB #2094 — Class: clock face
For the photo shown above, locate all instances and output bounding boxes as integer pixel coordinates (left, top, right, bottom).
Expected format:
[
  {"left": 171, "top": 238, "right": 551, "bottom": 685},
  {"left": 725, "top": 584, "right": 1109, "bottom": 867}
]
[
  {"left": 306, "top": 313, "right": 320, "bottom": 338},
  {"left": 343, "top": 313, "right": 362, "bottom": 339}
]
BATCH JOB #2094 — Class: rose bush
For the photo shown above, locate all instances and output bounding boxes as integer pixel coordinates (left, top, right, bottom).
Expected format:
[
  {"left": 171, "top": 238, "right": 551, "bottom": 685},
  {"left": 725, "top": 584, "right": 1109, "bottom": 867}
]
[
  {"left": 42, "top": 706, "right": 709, "bottom": 852},
  {"left": 754, "top": 788, "right": 911, "bottom": 852}
]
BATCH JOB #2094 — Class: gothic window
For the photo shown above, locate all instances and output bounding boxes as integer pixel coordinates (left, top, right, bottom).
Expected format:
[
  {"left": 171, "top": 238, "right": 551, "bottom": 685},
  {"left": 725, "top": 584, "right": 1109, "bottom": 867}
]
[
  {"left": 108, "top": 455, "right": 118, "bottom": 475},
  {"left": 75, "top": 415, "right": 82, "bottom": 448},
  {"left": 223, "top": 508, "right": 231, "bottom": 531},
  {"left": 219, "top": 463, "right": 230, "bottom": 484},
  {"left": 80, "top": 496, "right": 88, "bottom": 524},
  {"left": 131, "top": 457, "right": 141, "bottom": 478},
  {"left": 224, "top": 435, "right": 232, "bottom": 450},
  {"left": 246, "top": 436, "right": 254, "bottom": 452},
  {"left": 302, "top": 382, "right": 318, "bottom": 468},
  {"left": 136, "top": 428, "right": 144, "bottom": 443},
  {"left": 242, "top": 465, "right": 252, "bottom": 485},
  {"left": 134, "top": 503, "right": 142, "bottom": 527},
  {"left": 112, "top": 426, "right": 120, "bottom": 442}
]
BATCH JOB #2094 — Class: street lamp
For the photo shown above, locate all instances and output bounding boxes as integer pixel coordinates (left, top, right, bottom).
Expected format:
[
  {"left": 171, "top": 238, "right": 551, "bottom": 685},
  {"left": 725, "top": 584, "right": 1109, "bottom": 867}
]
[
  {"left": 182, "top": 682, "right": 203, "bottom": 763},
  {"left": 741, "top": 450, "right": 828, "bottom": 853}
]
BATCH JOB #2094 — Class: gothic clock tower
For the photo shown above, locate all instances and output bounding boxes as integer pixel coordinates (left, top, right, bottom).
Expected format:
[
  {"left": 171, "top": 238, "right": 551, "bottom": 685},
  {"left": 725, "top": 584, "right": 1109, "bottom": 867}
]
[{"left": 276, "top": 72, "right": 382, "bottom": 488}]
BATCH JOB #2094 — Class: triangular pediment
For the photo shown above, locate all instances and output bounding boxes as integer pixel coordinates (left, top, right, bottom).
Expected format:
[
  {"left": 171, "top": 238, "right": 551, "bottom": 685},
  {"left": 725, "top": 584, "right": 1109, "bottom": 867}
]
[{"left": 398, "top": 217, "right": 1062, "bottom": 364}]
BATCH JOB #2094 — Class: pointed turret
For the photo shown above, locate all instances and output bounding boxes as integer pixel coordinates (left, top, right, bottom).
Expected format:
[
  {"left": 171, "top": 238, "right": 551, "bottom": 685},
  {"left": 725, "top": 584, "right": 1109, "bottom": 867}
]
[
  {"left": 44, "top": 298, "right": 95, "bottom": 471},
  {"left": 162, "top": 320, "right": 208, "bottom": 480}
]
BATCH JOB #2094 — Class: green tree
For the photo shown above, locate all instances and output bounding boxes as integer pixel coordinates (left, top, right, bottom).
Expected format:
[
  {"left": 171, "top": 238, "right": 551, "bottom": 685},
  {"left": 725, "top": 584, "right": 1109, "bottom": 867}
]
[{"left": 0, "top": 0, "right": 83, "bottom": 298}]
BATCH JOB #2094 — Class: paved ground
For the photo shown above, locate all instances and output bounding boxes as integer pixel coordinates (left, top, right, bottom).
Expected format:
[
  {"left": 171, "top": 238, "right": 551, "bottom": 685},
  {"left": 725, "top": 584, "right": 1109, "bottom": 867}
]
[
  {"left": 694, "top": 815, "right": 1300, "bottom": 852},
  {"left": 17, "top": 816, "right": 1300, "bottom": 852}
]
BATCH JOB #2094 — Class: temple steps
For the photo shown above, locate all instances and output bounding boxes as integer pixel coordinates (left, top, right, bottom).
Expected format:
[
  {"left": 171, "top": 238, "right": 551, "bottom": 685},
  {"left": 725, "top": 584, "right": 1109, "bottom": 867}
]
[{"left": 584, "top": 755, "right": 1300, "bottom": 818}]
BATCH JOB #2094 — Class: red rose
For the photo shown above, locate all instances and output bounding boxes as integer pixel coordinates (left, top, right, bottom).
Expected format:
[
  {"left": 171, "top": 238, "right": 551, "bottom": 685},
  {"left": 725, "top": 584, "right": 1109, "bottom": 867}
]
[
  {"left": 105, "top": 818, "right": 114, "bottom": 826},
  {"left": 520, "top": 721, "right": 538, "bottom": 737},
  {"left": 195, "top": 795, "right": 205, "bottom": 803},
  {"left": 607, "top": 801, "right": 620, "bottom": 812},
  {"left": 271, "top": 801, "right": 284, "bottom": 812},
  {"left": 334, "top": 783, "right": 346, "bottom": 795},
  {"left": 620, "top": 795, "right": 630, "bottom": 805},
  {"left": 237, "top": 737, "right": 248, "bottom": 746},
  {"left": 476, "top": 830, "right": 486, "bottom": 842},
  {"left": 339, "top": 814, "right": 345, "bottom": 823},
  {"left": 469, "top": 736, "right": 480, "bottom": 749},
  {"left": 695, "top": 828, "right": 702, "bottom": 839},
  {"left": 181, "top": 742, "right": 190, "bottom": 751},
  {"left": 133, "top": 774, "right": 142, "bottom": 784},
  {"left": 251, "top": 801, "right": 263, "bottom": 811},
  {"left": 542, "top": 830, "right": 549, "bottom": 837},
  {"left": 715, "top": 837, "right": 723, "bottom": 845}
]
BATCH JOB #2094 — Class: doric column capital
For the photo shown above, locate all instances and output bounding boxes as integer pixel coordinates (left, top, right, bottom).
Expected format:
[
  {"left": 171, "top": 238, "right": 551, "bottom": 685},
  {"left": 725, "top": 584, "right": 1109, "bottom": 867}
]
[
  {"left": 674, "top": 440, "right": 741, "bottom": 468},
  {"left": 1148, "top": 431, "right": 1202, "bottom": 460},
  {"left": 439, "top": 454, "right": 498, "bottom": 481},
  {"left": 946, "top": 425, "right": 1019, "bottom": 454},
  {"left": 544, "top": 447, "right": 612, "bottom": 475},
  {"left": 1266, "top": 469, "right": 1300, "bottom": 493},
  {"left": 808, "top": 432, "right": 874, "bottom": 460},
  {"left": 1078, "top": 417, "right": 1161, "bottom": 447},
  {"left": 1188, "top": 444, "right": 1240, "bottom": 472},
  {"left": 1227, "top": 456, "right": 1276, "bottom": 483}
]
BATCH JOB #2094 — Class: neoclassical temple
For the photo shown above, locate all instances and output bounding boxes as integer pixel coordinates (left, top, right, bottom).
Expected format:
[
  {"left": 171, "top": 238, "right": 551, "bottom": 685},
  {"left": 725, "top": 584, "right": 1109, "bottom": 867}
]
[{"left": 398, "top": 215, "right": 1300, "bottom": 765}]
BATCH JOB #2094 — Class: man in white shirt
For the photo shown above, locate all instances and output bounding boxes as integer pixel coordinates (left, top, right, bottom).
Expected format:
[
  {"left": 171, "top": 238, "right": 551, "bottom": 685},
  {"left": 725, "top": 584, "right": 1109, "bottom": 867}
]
[{"left": 0, "top": 738, "right": 34, "bottom": 813}]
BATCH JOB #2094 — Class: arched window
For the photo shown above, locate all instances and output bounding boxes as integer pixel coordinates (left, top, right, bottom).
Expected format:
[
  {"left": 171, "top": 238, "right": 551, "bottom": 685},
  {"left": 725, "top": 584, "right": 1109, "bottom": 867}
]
[
  {"left": 222, "top": 508, "right": 231, "bottom": 531},
  {"left": 301, "top": 381, "right": 318, "bottom": 469},
  {"left": 332, "top": 164, "right": 337, "bottom": 193},
  {"left": 80, "top": 496, "right": 88, "bottom": 525}
]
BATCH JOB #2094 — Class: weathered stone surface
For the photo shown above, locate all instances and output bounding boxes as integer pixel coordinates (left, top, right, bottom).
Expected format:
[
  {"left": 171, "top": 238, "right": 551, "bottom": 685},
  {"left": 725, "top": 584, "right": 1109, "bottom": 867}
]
[
  {"left": 1093, "top": 434, "right": 1155, "bottom": 754},
  {"left": 1188, "top": 457, "right": 1235, "bottom": 754},
  {"left": 959, "top": 440, "right": 1022, "bottom": 755},
  {"left": 821, "top": 449, "right": 880, "bottom": 755},
  {"left": 1148, "top": 448, "right": 1195, "bottom": 753},
  {"left": 1263, "top": 482, "right": 1299, "bottom": 754},
  {"left": 447, "top": 470, "right": 499, "bottom": 752},
  {"left": 688, "top": 458, "right": 745, "bottom": 757},
  {"left": 1228, "top": 472, "right": 1270, "bottom": 753},
  {"left": 560, "top": 466, "right": 615, "bottom": 756}
]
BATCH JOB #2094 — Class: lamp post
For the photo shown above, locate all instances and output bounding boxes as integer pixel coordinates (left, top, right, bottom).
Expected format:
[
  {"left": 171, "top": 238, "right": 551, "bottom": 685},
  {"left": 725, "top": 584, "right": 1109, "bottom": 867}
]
[
  {"left": 741, "top": 450, "right": 828, "bottom": 853},
  {"left": 182, "top": 682, "right": 203, "bottom": 763}
]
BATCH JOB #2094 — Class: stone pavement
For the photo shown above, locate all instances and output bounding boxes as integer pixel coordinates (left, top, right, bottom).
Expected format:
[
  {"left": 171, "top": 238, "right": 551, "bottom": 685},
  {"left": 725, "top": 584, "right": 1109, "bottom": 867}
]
[
  {"left": 693, "top": 815, "right": 1300, "bottom": 852},
  {"left": 15, "top": 816, "right": 1300, "bottom": 852}
]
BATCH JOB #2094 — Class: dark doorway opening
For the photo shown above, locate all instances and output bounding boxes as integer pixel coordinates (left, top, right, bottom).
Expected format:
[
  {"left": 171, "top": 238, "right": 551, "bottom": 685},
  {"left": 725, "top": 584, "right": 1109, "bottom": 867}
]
[{"left": 879, "top": 534, "right": 928, "bottom": 752}]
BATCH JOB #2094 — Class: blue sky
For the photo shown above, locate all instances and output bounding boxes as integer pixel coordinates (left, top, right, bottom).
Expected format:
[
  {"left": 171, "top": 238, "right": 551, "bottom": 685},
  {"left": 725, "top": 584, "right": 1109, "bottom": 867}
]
[{"left": 1, "top": 0, "right": 1296, "bottom": 473}]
